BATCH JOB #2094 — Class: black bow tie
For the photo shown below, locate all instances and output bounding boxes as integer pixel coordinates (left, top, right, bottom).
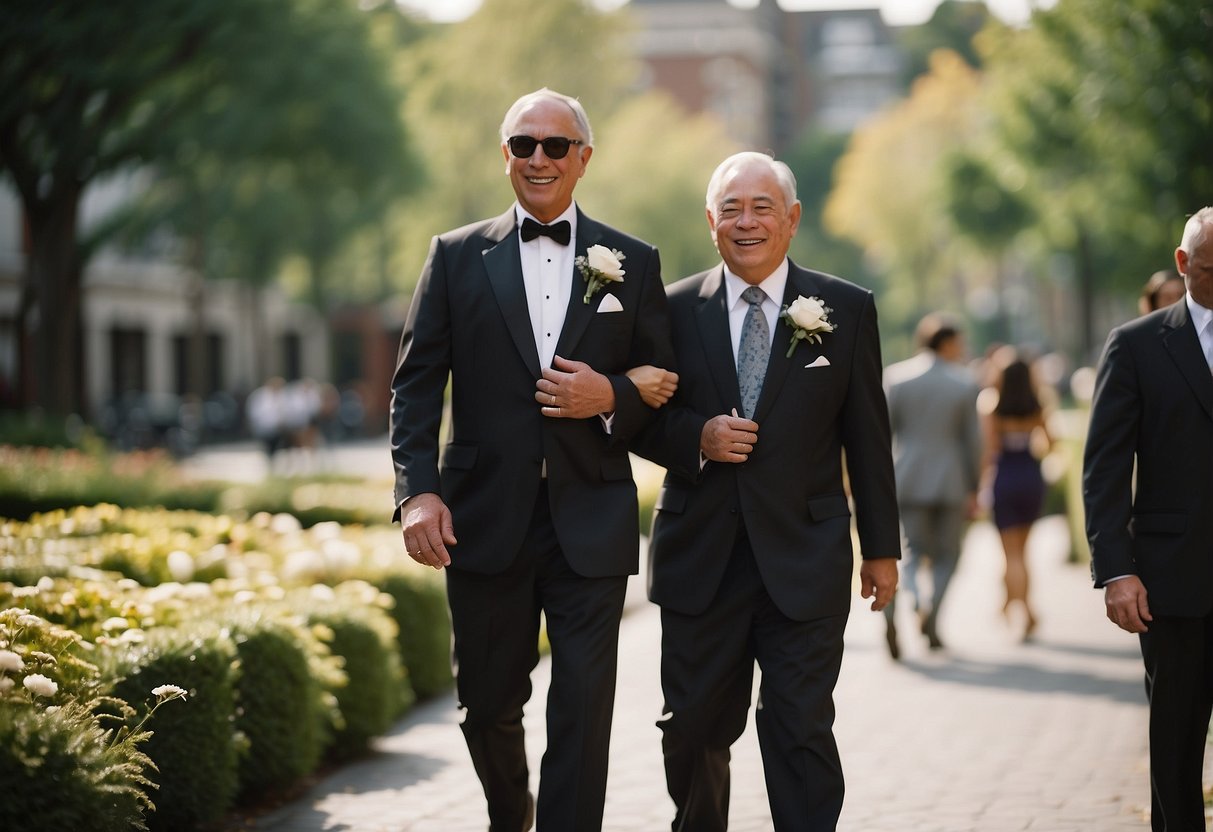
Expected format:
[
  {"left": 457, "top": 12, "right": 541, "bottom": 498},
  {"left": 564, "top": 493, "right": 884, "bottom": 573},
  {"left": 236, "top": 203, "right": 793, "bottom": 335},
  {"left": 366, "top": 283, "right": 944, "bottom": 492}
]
[{"left": 520, "top": 217, "right": 571, "bottom": 246}]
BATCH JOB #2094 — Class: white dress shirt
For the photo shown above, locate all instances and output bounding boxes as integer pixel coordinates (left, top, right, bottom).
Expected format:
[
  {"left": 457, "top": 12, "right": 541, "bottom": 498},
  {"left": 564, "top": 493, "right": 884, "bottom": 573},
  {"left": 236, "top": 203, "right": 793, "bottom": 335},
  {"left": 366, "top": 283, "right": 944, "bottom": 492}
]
[
  {"left": 723, "top": 259, "right": 788, "bottom": 364},
  {"left": 517, "top": 203, "right": 577, "bottom": 370},
  {"left": 1187, "top": 292, "right": 1213, "bottom": 373}
]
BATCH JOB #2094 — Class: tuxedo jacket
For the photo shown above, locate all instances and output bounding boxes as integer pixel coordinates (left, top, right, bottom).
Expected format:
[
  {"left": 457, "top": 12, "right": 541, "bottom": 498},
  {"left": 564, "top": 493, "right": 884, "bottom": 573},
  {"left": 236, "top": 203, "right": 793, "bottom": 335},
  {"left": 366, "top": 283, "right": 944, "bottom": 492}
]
[
  {"left": 1083, "top": 300, "right": 1213, "bottom": 616},
  {"left": 884, "top": 353, "right": 982, "bottom": 506},
  {"left": 634, "top": 261, "right": 901, "bottom": 621},
  {"left": 390, "top": 206, "right": 673, "bottom": 577}
]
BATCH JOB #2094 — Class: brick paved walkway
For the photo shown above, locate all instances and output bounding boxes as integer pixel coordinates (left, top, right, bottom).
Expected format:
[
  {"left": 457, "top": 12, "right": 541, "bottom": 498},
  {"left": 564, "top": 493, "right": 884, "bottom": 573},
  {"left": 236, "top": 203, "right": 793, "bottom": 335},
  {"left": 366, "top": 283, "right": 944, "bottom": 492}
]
[{"left": 236, "top": 514, "right": 1173, "bottom": 831}]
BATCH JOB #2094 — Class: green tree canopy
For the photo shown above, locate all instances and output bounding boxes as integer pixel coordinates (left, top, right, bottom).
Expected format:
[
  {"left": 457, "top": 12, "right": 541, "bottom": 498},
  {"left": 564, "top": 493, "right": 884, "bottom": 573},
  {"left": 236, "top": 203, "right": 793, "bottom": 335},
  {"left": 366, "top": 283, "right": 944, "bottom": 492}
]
[
  {"left": 825, "top": 50, "right": 984, "bottom": 330},
  {"left": 0, "top": 0, "right": 416, "bottom": 416},
  {"left": 979, "top": 0, "right": 1213, "bottom": 353},
  {"left": 898, "top": 0, "right": 995, "bottom": 86},
  {"left": 386, "top": 0, "right": 746, "bottom": 291}
]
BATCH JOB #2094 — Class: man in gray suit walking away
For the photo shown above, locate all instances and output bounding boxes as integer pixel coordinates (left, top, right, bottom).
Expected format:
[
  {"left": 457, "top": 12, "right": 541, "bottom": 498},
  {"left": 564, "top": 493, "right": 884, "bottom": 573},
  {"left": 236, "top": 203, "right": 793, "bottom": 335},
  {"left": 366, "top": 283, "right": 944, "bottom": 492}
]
[{"left": 882, "top": 313, "right": 982, "bottom": 657}]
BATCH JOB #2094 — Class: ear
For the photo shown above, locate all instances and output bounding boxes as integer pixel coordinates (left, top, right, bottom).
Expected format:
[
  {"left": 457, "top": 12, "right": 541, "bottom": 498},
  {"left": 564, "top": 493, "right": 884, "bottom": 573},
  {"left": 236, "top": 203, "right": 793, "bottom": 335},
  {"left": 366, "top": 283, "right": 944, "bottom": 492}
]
[
  {"left": 788, "top": 200, "right": 803, "bottom": 236},
  {"left": 1175, "top": 246, "right": 1188, "bottom": 276},
  {"left": 502, "top": 142, "right": 512, "bottom": 172},
  {"left": 577, "top": 144, "right": 593, "bottom": 176}
]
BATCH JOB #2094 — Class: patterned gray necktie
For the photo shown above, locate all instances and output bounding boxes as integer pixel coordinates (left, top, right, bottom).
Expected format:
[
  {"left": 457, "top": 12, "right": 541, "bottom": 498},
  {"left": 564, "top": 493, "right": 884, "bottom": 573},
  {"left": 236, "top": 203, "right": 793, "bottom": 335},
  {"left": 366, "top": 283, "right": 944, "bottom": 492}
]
[{"left": 737, "top": 285, "right": 769, "bottom": 419}]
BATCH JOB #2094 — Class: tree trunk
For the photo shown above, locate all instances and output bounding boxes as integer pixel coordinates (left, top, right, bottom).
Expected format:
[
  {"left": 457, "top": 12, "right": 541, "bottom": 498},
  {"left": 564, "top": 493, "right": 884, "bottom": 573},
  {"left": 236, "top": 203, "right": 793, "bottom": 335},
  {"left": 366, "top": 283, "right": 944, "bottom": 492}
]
[
  {"left": 186, "top": 234, "right": 210, "bottom": 400},
  {"left": 1075, "top": 224, "right": 1097, "bottom": 363},
  {"left": 28, "top": 184, "right": 84, "bottom": 417},
  {"left": 15, "top": 248, "right": 36, "bottom": 409}
]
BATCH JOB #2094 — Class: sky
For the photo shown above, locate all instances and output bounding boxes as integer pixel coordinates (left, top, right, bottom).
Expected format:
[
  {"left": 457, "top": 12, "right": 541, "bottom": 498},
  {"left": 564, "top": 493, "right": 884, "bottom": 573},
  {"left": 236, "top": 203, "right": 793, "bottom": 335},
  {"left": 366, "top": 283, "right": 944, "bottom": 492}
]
[{"left": 394, "top": 0, "right": 1053, "bottom": 27}]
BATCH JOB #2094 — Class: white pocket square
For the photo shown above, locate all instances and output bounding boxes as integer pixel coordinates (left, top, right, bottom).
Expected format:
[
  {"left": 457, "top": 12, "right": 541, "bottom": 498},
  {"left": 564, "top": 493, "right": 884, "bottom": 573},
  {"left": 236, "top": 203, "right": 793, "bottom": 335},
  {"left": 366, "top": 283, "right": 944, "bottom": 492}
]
[
  {"left": 596, "top": 292, "right": 623, "bottom": 313},
  {"left": 804, "top": 356, "right": 831, "bottom": 368}
]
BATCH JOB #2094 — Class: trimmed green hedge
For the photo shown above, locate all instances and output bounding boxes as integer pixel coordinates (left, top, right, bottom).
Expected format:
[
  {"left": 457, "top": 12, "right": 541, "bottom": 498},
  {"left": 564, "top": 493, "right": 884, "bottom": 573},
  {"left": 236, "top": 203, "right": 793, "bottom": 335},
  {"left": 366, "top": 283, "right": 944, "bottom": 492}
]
[
  {"left": 104, "top": 625, "right": 241, "bottom": 832},
  {"left": 228, "top": 611, "right": 336, "bottom": 799},
  {"left": 301, "top": 585, "right": 409, "bottom": 755},
  {"left": 374, "top": 570, "right": 452, "bottom": 699},
  {"left": 0, "top": 504, "right": 457, "bottom": 830}
]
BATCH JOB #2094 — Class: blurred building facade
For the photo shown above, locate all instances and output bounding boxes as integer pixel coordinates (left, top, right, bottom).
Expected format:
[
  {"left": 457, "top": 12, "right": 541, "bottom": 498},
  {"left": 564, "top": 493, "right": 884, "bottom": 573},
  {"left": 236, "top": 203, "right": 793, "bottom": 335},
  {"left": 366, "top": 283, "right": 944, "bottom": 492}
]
[
  {"left": 628, "top": 0, "right": 905, "bottom": 151},
  {"left": 0, "top": 178, "right": 330, "bottom": 430}
]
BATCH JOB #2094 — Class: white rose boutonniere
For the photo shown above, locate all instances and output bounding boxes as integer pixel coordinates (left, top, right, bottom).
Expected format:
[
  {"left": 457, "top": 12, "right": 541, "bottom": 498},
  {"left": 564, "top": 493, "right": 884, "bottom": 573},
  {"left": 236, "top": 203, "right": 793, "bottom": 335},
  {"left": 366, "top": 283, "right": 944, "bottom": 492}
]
[
  {"left": 780, "top": 295, "right": 835, "bottom": 358},
  {"left": 576, "top": 244, "right": 626, "bottom": 304}
]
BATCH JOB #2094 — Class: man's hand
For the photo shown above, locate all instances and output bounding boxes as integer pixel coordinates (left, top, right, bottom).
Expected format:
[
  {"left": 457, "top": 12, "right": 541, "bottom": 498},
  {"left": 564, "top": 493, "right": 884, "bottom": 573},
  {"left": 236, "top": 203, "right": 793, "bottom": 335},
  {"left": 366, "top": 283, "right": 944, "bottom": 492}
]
[
  {"left": 1105, "top": 575, "right": 1152, "bottom": 633},
  {"left": 625, "top": 365, "right": 679, "bottom": 409},
  {"left": 536, "top": 355, "right": 616, "bottom": 418},
  {"left": 700, "top": 411, "right": 759, "bottom": 463},
  {"left": 401, "top": 492, "right": 456, "bottom": 570},
  {"left": 860, "top": 558, "right": 898, "bottom": 612}
]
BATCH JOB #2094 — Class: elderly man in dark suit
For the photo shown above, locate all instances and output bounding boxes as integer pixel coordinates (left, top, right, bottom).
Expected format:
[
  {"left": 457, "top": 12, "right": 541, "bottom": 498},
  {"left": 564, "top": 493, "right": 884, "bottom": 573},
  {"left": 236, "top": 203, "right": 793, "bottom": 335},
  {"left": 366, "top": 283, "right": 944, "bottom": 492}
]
[
  {"left": 1084, "top": 206, "right": 1213, "bottom": 832},
  {"left": 389, "top": 88, "right": 673, "bottom": 832},
  {"left": 634, "top": 151, "right": 900, "bottom": 831}
]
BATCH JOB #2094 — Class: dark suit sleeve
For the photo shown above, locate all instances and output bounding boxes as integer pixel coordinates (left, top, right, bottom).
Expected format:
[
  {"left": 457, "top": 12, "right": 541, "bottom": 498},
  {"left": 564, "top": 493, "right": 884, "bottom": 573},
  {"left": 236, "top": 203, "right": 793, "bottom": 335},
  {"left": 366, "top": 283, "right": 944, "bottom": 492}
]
[
  {"left": 841, "top": 292, "right": 901, "bottom": 559},
  {"left": 631, "top": 399, "right": 709, "bottom": 482},
  {"left": 389, "top": 235, "right": 450, "bottom": 517},
  {"left": 602, "top": 244, "right": 675, "bottom": 445},
  {"left": 1082, "top": 327, "right": 1140, "bottom": 585}
]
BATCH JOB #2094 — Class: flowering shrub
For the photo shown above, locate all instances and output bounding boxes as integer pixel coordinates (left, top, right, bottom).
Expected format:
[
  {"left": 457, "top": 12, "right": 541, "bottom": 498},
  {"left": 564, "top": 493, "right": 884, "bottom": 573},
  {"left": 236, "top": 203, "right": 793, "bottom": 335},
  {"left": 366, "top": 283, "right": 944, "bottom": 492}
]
[
  {"left": 295, "top": 582, "right": 409, "bottom": 755},
  {"left": 0, "top": 445, "right": 223, "bottom": 521},
  {"left": 103, "top": 623, "right": 242, "bottom": 831},
  {"left": 226, "top": 607, "right": 338, "bottom": 799},
  {"left": 0, "top": 608, "right": 186, "bottom": 832},
  {"left": 1, "top": 506, "right": 452, "bottom": 703},
  {"left": 374, "top": 569, "right": 453, "bottom": 699},
  {"left": 0, "top": 505, "right": 455, "bottom": 827}
]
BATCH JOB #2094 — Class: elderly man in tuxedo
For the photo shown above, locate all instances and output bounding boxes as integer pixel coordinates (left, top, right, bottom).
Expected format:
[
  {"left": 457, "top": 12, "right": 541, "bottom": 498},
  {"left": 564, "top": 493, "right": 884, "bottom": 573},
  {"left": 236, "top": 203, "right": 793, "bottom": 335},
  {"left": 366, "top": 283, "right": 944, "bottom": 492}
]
[
  {"left": 1084, "top": 206, "right": 1213, "bottom": 832},
  {"left": 882, "top": 313, "right": 982, "bottom": 657},
  {"left": 634, "top": 151, "right": 900, "bottom": 831},
  {"left": 389, "top": 88, "right": 673, "bottom": 832}
]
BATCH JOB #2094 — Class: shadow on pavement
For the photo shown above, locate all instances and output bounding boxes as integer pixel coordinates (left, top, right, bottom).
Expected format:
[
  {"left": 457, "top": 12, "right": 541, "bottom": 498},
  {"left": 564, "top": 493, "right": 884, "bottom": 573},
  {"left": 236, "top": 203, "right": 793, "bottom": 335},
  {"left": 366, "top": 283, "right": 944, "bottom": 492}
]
[{"left": 898, "top": 654, "right": 1147, "bottom": 706}]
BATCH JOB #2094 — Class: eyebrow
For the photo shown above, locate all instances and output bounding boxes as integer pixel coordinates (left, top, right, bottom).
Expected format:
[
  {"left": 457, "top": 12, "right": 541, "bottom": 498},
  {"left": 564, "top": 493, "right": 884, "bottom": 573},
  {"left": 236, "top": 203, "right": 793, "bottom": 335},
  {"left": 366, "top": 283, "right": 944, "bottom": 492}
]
[{"left": 719, "top": 194, "right": 777, "bottom": 207}]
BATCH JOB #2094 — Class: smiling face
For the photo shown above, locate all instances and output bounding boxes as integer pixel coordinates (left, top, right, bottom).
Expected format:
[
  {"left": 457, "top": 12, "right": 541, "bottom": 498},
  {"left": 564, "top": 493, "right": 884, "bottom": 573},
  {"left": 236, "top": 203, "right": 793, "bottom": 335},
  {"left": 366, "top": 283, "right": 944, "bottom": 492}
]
[
  {"left": 501, "top": 97, "right": 592, "bottom": 223},
  {"left": 706, "top": 157, "right": 801, "bottom": 285}
]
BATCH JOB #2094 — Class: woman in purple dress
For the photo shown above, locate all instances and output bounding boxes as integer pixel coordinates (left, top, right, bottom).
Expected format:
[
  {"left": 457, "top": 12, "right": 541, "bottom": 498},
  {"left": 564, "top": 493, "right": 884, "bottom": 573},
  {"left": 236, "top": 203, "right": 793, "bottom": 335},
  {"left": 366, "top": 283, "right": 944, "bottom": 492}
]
[{"left": 980, "top": 349, "right": 1053, "bottom": 640}]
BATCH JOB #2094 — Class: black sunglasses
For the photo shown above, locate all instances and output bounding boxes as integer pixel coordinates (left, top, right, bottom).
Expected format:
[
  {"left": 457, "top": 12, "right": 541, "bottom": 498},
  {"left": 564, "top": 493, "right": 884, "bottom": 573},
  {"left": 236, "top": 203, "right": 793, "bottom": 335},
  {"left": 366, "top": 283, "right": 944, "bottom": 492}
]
[{"left": 507, "top": 135, "right": 584, "bottom": 160}]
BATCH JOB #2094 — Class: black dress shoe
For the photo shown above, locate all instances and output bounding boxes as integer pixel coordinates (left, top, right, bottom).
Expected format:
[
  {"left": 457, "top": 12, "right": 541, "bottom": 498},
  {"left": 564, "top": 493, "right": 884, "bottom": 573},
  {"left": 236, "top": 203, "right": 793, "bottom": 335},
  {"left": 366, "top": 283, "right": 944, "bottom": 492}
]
[
  {"left": 885, "top": 620, "right": 900, "bottom": 660},
  {"left": 923, "top": 616, "right": 944, "bottom": 650}
]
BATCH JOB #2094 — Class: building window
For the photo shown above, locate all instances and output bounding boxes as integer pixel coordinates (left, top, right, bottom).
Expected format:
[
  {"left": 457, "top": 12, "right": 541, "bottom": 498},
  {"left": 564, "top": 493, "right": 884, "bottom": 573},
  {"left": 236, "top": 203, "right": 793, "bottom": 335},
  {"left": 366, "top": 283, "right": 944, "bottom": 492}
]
[
  {"left": 172, "top": 333, "right": 225, "bottom": 396},
  {"left": 282, "top": 332, "right": 303, "bottom": 382},
  {"left": 109, "top": 326, "right": 146, "bottom": 397}
]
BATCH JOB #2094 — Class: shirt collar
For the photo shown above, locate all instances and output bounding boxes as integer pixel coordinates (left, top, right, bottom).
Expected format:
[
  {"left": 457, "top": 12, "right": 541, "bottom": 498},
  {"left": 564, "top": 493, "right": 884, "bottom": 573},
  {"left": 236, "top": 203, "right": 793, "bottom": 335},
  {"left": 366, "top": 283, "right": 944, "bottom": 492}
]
[
  {"left": 1185, "top": 291, "right": 1213, "bottom": 335},
  {"left": 514, "top": 202, "right": 578, "bottom": 242},
  {"left": 723, "top": 258, "right": 789, "bottom": 310}
]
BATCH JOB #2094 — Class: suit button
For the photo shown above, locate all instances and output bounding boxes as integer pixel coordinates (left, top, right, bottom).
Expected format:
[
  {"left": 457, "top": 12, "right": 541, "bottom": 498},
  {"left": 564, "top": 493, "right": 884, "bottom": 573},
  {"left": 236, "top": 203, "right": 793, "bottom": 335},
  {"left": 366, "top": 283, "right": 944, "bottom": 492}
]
[{"left": 729, "top": 506, "right": 738, "bottom": 514}]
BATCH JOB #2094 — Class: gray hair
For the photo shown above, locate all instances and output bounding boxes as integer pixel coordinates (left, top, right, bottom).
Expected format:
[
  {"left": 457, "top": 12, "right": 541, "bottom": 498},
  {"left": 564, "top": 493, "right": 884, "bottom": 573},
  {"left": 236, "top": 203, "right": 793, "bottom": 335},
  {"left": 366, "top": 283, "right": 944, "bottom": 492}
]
[
  {"left": 500, "top": 88, "right": 594, "bottom": 148},
  {"left": 1179, "top": 206, "right": 1213, "bottom": 253},
  {"left": 705, "top": 151, "right": 798, "bottom": 218}
]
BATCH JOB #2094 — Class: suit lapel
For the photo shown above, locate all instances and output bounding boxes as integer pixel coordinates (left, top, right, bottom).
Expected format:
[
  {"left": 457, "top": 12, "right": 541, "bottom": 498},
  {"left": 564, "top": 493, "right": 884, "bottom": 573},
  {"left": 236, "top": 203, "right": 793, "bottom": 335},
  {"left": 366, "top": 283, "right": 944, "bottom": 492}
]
[
  {"left": 1161, "top": 302, "right": 1213, "bottom": 419},
  {"left": 751, "top": 265, "right": 816, "bottom": 424},
  {"left": 482, "top": 208, "right": 541, "bottom": 378},
  {"left": 554, "top": 207, "right": 602, "bottom": 361},
  {"left": 694, "top": 266, "right": 743, "bottom": 413}
]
